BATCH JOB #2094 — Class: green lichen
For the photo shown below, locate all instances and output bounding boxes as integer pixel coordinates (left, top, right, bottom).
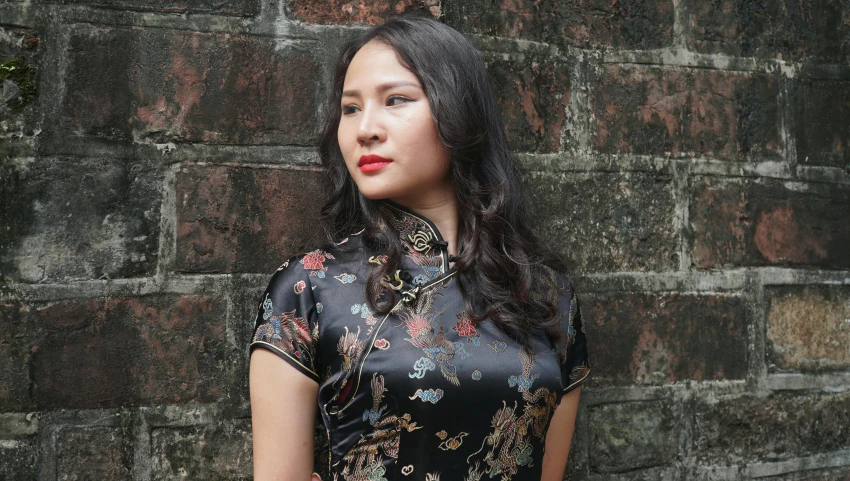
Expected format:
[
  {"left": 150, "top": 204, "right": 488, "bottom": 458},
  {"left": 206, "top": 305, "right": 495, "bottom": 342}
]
[{"left": 0, "top": 57, "right": 38, "bottom": 113}]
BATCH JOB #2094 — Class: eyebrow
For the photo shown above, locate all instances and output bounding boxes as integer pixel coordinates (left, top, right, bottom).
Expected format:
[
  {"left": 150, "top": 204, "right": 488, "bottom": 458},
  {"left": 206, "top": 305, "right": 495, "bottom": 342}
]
[{"left": 342, "top": 80, "right": 421, "bottom": 97}]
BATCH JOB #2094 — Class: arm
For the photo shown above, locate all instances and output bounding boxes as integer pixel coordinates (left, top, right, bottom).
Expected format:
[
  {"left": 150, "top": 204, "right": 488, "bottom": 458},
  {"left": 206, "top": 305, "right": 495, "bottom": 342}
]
[
  {"left": 540, "top": 386, "right": 582, "bottom": 481},
  {"left": 250, "top": 348, "right": 320, "bottom": 481}
]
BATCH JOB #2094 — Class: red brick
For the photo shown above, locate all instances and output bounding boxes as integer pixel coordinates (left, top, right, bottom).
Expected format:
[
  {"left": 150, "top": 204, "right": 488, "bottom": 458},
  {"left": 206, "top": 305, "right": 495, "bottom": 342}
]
[
  {"left": 690, "top": 177, "right": 850, "bottom": 269},
  {"left": 62, "top": 26, "right": 320, "bottom": 145},
  {"left": 583, "top": 292, "right": 747, "bottom": 385},
  {"left": 766, "top": 285, "right": 850, "bottom": 372},
  {"left": 683, "top": 0, "right": 850, "bottom": 63},
  {"left": 44, "top": 0, "right": 259, "bottom": 16},
  {"left": 175, "top": 165, "right": 326, "bottom": 273},
  {"left": 445, "top": 0, "right": 674, "bottom": 50},
  {"left": 483, "top": 51, "right": 571, "bottom": 153},
  {"left": 57, "top": 427, "right": 133, "bottom": 481},
  {"left": 28, "top": 295, "right": 228, "bottom": 409},
  {"left": 592, "top": 65, "right": 782, "bottom": 160},
  {"left": 288, "top": 0, "right": 439, "bottom": 24},
  {"left": 61, "top": 26, "right": 134, "bottom": 140}
]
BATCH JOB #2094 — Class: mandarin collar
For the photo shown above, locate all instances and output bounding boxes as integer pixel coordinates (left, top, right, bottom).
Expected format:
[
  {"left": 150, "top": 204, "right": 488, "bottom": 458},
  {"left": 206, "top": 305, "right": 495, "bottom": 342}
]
[{"left": 378, "top": 199, "right": 454, "bottom": 284}]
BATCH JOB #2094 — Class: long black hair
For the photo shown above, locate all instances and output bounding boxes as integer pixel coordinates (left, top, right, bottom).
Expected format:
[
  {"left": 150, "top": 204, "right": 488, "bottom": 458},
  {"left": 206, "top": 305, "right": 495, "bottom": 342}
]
[{"left": 318, "top": 15, "right": 569, "bottom": 349}]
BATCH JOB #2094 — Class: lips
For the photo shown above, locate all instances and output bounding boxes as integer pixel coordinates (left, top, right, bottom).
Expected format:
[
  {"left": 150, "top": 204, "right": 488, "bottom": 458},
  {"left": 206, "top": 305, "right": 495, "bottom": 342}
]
[{"left": 358, "top": 154, "right": 393, "bottom": 173}]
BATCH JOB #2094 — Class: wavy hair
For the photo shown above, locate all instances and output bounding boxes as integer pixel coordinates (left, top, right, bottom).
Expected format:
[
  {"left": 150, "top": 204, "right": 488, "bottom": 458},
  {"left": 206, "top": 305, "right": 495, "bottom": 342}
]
[{"left": 318, "top": 15, "right": 569, "bottom": 349}]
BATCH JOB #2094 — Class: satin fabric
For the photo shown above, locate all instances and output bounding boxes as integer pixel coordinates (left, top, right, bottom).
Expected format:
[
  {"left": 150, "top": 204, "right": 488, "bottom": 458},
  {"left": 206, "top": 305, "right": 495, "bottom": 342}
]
[{"left": 249, "top": 200, "right": 591, "bottom": 480}]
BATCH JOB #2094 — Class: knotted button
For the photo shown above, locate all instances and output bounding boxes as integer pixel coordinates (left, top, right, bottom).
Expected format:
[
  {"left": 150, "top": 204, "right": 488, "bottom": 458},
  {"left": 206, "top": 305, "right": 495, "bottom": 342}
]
[{"left": 427, "top": 239, "right": 449, "bottom": 250}]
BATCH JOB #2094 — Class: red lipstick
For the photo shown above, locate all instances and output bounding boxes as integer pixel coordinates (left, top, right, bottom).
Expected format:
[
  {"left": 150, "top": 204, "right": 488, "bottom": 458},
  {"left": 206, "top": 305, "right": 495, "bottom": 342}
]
[{"left": 358, "top": 154, "right": 393, "bottom": 173}]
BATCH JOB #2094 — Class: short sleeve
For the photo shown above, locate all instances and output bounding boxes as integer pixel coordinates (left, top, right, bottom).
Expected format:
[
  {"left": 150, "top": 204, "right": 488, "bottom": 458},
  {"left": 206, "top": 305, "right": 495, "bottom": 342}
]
[
  {"left": 555, "top": 273, "right": 591, "bottom": 394},
  {"left": 249, "top": 255, "right": 321, "bottom": 383}
]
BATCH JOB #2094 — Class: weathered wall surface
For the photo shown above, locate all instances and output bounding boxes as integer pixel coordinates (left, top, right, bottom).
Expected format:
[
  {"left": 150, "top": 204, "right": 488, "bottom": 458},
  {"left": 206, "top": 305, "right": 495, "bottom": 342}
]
[{"left": 1, "top": 1, "right": 849, "bottom": 480}]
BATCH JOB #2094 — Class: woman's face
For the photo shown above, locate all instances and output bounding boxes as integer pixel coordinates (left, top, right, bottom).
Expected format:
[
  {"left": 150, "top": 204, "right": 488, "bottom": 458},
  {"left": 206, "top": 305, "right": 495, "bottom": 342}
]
[{"left": 337, "top": 40, "right": 453, "bottom": 208}]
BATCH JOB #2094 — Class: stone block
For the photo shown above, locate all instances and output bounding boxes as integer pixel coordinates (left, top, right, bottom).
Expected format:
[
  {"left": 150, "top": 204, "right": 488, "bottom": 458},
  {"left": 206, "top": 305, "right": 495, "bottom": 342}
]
[
  {"left": 583, "top": 292, "right": 747, "bottom": 385},
  {"left": 683, "top": 0, "right": 850, "bottom": 63},
  {"left": 526, "top": 170, "right": 678, "bottom": 274},
  {"left": 175, "top": 165, "right": 326, "bottom": 274},
  {"left": 766, "top": 285, "right": 850, "bottom": 372},
  {"left": 444, "top": 0, "right": 674, "bottom": 50},
  {"left": 592, "top": 65, "right": 782, "bottom": 161},
  {"left": 588, "top": 399, "right": 680, "bottom": 473},
  {"left": 0, "top": 157, "right": 161, "bottom": 283},
  {"left": 0, "top": 437, "right": 38, "bottom": 481},
  {"left": 693, "top": 392, "right": 850, "bottom": 463},
  {"left": 482, "top": 50, "right": 571, "bottom": 153},
  {"left": 762, "top": 467, "right": 850, "bottom": 481},
  {"left": 24, "top": 294, "right": 228, "bottom": 409},
  {"left": 61, "top": 26, "right": 321, "bottom": 145},
  {"left": 0, "top": 26, "right": 39, "bottom": 145},
  {"left": 690, "top": 177, "right": 850, "bottom": 269},
  {"left": 793, "top": 78, "right": 850, "bottom": 169},
  {"left": 57, "top": 427, "right": 133, "bottom": 481},
  {"left": 287, "top": 0, "right": 439, "bottom": 24},
  {"left": 150, "top": 419, "right": 252, "bottom": 481},
  {"left": 0, "top": 302, "right": 38, "bottom": 411}
]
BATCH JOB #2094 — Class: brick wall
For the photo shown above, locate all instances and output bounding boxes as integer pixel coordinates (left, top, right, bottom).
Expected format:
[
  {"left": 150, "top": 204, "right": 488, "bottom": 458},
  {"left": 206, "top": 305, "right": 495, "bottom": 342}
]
[{"left": 1, "top": 1, "right": 848, "bottom": 480}]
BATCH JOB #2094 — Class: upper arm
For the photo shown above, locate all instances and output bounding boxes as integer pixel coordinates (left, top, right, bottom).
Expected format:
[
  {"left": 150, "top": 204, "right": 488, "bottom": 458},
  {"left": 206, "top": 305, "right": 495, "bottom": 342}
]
[
  {"left": 248, "top": 257, "right": 322, "bottom": 479},
  {"left": 250, "top": 348, "right": 319, "bottom": 480},
  {"left": 541, "top": 386, "right": 582, "bottom": 481},
  {"left": 541, "top": 271, "right": 592, "bottom": 480}
]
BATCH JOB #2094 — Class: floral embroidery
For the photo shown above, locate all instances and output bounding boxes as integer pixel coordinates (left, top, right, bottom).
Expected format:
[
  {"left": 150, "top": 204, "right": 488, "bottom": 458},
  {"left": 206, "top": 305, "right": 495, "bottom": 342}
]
[
  {"left": 374, "top": 338, "right": 390, "bottom": 350},
  {"left": 294, "top": 280, "right": 306, "bottom": 294},
  {"left": 472, "top": 370, "right": 482, "bottom": 381},
  {"left": 452, "top": 312, "right": 477, "bottom": 337},
  {"left": 301, "top": 249, "right": 334, "bottom": 278},
  {"left": 435, "top": 430, "right": 447, "bottom": 440},
  {"left": 488, "top": 341, "right": 507, "bottom": 353}
]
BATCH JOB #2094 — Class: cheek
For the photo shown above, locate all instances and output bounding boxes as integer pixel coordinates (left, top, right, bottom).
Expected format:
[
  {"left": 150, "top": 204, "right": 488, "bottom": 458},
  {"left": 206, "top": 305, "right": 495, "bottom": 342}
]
[{"left": 337, "top": 122, "right": 356, "bottom": 163}]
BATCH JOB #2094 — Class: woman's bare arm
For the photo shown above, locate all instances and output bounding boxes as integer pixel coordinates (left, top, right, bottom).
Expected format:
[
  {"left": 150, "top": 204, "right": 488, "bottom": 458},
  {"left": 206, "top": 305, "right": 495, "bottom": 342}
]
[
  {"left": 250, "top": 348, "right": 320, "bottom": 480},
  {"left": 540, "top": 386, "right": 582, "bottom": 481}
]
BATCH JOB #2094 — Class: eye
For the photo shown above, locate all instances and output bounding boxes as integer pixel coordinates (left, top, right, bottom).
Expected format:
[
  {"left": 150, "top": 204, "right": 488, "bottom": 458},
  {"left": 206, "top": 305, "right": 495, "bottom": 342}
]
[
  {"left": 342, "top": 104, "right": 360, "bottom": 115},
  {"left": 386, "top": 95, "right": 410, "bottom": 107}
]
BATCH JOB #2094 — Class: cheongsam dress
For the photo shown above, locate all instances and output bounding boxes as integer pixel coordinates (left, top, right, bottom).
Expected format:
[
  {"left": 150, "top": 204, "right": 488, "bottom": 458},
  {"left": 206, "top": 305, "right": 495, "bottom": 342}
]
[{"left": 249, "top": 199, "right": 591, "bottom": 481}]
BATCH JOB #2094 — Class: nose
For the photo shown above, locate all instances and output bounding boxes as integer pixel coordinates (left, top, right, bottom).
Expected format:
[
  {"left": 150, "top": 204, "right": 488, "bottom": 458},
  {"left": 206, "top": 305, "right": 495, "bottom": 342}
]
[{"left": 356, "top": 103, "right": 386, "bottom": 145}]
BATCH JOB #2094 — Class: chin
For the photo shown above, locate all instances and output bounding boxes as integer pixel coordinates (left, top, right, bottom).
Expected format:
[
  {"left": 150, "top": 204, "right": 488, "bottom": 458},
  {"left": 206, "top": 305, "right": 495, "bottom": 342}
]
[{"left": 355, "top": 185, "right": 396, "bottom": 201}]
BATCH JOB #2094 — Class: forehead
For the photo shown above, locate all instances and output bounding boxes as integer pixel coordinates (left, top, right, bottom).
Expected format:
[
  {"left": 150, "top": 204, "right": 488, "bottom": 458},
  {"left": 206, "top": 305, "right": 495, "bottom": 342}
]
[{"left": 343, "top": 40, "right": 420, "bottom": 88}]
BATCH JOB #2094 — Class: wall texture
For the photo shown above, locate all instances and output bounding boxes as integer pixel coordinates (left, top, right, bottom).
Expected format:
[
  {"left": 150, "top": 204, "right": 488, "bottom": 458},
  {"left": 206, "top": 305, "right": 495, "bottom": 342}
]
[{"left": 1, "top": 1, "right": 849, "bottom": 480}]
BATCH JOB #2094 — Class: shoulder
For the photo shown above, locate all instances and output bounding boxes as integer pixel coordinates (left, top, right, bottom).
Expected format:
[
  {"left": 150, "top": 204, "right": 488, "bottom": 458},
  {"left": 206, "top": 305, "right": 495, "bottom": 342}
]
[
  {"left": 536, "top": 264, "right": 577, "bottom": 304},
  {"left": 266, "top": 230, "right": 368, "bottom": 287}
]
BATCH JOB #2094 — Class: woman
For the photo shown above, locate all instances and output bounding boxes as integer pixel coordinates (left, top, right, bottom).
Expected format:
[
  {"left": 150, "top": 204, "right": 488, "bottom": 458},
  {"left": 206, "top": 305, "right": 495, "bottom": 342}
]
[{"left": 249, "top": 15, "right": 590, "bottom": 481}]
